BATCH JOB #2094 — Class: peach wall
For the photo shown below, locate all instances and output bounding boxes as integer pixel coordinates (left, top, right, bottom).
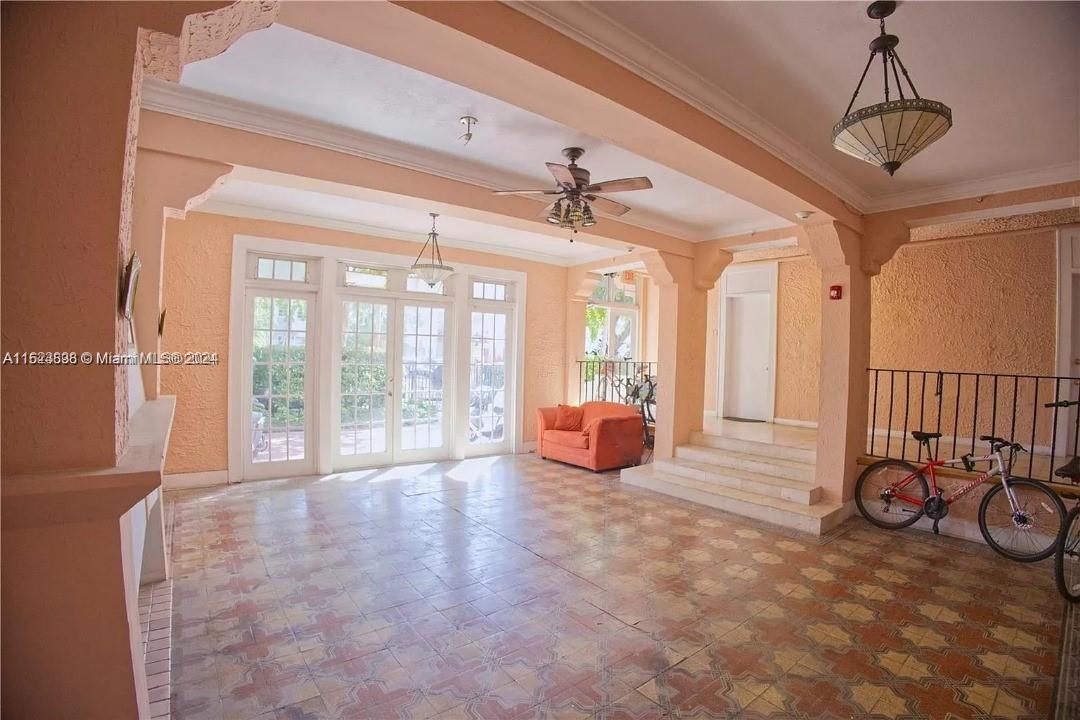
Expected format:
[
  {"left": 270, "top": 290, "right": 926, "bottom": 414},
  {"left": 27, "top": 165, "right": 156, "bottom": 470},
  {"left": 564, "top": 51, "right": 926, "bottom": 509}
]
[
  {"left": 0, "top": 1, "right": 220, "bottom": 474},
  {"left": 161, "top": 212, "right": 567, "bottom": 474},
  {"left": 775, "top": 257, "right": 822, "bottom": 422},
  {"left": 703, "top": 286, "right": 719, "bottom": 413},
  {"left": 702, "top": 231, "right": 1058, "bottom": 426}
]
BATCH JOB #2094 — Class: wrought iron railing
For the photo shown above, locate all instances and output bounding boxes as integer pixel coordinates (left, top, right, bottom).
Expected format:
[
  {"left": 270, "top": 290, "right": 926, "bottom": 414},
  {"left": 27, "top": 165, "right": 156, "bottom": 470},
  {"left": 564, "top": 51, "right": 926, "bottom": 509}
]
[
  {"left": 578, "top": 359, "right": 656, "bottom": 407},
  {"left": 866, "top": 368, "right": 1080, "bottom": 486}
]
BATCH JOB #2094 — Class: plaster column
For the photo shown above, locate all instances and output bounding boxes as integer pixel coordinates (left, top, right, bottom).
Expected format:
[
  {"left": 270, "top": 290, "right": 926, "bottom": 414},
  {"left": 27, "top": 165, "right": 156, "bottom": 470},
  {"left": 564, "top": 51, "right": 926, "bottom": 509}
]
[
  {"left": 565, "top": 268, "right": 600, "bottom": 405},
  {"left": 131, "top": 149, "right": 232, "bottom": 397},
  {"left": 643, "top": 248, "right": 731, "bottom": 459},
  {"left": 802, "top": 221, "right": 872, "bottom": 504}
]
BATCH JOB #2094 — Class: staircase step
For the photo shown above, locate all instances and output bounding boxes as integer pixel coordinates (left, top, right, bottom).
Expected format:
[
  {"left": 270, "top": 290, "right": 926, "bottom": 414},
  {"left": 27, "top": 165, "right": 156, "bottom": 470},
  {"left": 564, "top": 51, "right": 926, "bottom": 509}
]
[
  {"left": 621, "top": 464, "right": 849, "bottom": 536},
  {"left": 690, "top": 431, "right": 816, "bottom": 464},
  {"left": 655, "top": 458, "right": 822, "bottom": 505},
  {"left": 675, "top": 445, "right": 816, "bottom": 482}
]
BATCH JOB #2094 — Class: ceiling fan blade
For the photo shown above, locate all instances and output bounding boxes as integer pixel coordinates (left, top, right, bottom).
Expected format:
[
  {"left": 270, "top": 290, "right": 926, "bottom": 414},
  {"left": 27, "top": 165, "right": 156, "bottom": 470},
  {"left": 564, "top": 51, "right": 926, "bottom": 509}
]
[
  {"left": 583, "top": 177, "right": 653, "bottom": 193},
  {"left": 492, "top": 189, "right": 561, "bottom": 196},
  {"left": 586, "top": 195, "right": 631, "bottom": 217},
  {"left": 546, "top": 162, "right": 576, "bottom": 189}
]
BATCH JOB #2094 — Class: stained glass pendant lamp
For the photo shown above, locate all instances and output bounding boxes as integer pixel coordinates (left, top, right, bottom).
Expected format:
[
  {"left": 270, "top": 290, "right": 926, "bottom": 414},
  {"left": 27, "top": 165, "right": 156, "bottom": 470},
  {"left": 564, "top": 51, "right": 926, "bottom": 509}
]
[
  {"left": 832, "top": 1, "right": 952, "bottom": 175},
  {"left": 411, "top": 213, "right": 454, "bottom": 287}
]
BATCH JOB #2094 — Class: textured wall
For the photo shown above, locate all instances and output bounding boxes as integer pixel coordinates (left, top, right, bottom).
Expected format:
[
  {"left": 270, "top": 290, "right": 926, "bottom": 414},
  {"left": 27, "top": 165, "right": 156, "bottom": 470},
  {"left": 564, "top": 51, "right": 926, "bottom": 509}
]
[
  {"left": 774, "top": 257, "right": 822, "bottom": 421},
  {"left": 0, "top": 2, "right": 222, "bottom": 474},
  {"left": 161, "top": 212, "right": 568, "bottom": 474},
  {"left": 705, "top": 231, "right": 1059, "bottom": 428},
  {"left": 870, "top": 230, "right": 1056, "bottom": 374},
  {"left": 869, "top": 229, "right": 1058, "bottom": 445}
]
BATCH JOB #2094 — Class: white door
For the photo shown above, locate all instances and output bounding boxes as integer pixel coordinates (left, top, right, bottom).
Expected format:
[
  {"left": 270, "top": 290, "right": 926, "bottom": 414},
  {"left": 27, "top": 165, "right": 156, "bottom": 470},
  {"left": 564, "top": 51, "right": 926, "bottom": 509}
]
[
  {"left": 723, "top": 292, "right": 772, "bottom": 421},
  {"left": 467, "top": 306, "right": 514, "bottom": 455},
  {"left": 396, "top": 302, "right": 450, "bottom": 462},
  {"left": 244, "top": 291, "right": 316, "bottom": 480},
  {"left": 334, "top": 297, "right": 452, "bottom": 467},
  {"left": 335, "top": 296, "right": 393, "bottom": 468}
]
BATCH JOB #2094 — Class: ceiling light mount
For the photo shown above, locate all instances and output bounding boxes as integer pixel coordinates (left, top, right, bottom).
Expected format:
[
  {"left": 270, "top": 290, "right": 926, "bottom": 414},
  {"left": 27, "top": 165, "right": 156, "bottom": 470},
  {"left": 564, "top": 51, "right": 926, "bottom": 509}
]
[
  {"left": 458, "top": 115, "right": 478, "bottom": 146},
  {"left": 411, "top": 213, "right": 455, "bottom": 287},
  {"left": 832, "top": 1, "right": 952, "bottom": 176}
]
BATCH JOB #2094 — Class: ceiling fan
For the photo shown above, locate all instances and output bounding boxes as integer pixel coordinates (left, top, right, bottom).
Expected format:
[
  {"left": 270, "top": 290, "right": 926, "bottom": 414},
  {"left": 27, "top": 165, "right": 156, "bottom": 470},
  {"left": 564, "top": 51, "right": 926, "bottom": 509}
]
[{"left": 492, "top": 147, "right": 653, "bottom": 231}]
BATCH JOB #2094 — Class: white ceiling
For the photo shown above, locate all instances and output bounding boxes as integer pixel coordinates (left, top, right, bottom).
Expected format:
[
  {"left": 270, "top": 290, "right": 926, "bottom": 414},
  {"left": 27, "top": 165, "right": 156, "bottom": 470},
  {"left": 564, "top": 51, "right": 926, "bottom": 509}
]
[
  {"left": 197, "top": 176, "right": 622, "bottom": 266},
  {"left": 179, "top": 24, "right": 789, "bottom": 241},
  {"left": 528, "top": 1, "right": 1080, "bottom": 206}
]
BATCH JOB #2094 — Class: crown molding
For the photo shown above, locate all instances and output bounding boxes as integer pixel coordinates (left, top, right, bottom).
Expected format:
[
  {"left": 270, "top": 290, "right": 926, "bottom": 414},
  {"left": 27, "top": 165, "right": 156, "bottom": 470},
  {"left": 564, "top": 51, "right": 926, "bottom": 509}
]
[
  {"left": 904, "top": 196, "right": 1079, "bottom": 228},
  {"left": 141, "top": 79, "right": 715, "bottom": 241},
  {"left": 864, "top": 164, "right": 1080, "bottom": 214},
  {"left": 510, "top": 1, "right": 873, "bottom": 211},
  {"left": 511, "top": 1, "right": 1079, "bottom": 215},
  {"left": 194, "top": 200, "right": 616, "bottom": 267}
]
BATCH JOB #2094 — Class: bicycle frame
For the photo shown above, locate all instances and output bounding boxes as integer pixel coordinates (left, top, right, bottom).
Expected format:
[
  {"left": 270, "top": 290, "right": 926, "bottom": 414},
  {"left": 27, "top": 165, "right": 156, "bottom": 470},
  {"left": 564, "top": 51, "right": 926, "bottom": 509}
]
[{"left": 885, "top": 449, "right": 1018, "bottom": 511}]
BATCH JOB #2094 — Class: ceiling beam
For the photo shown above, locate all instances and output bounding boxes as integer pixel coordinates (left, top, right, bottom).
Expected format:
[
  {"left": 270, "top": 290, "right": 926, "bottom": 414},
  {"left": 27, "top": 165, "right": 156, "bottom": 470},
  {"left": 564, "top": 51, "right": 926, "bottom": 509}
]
[
  {"left": 138, "top": 110, "right": 695, "bottom": 257},
  {"left": 273, "top": 1, "right": 862, "bottom": 233}
]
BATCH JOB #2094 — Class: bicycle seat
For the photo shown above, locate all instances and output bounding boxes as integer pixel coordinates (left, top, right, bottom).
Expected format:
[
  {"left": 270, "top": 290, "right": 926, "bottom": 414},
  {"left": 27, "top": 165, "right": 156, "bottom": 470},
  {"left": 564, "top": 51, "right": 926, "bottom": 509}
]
[
  {"left": 911, "top": 431, "right": 941, "bottom": 442},
  {"left": 1054, "top": 456, "right": 1080, "bottom": 482}
]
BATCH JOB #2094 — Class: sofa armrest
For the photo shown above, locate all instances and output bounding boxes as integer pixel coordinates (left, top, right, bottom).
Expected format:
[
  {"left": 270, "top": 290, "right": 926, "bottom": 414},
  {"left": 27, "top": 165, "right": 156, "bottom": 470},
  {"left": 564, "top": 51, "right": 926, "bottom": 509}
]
[
  {"left": 589, "top": 414, "right": 644, "bottom": 467},
  {"left": 536, "top": 407, "right": 558, "bottom": 456}
]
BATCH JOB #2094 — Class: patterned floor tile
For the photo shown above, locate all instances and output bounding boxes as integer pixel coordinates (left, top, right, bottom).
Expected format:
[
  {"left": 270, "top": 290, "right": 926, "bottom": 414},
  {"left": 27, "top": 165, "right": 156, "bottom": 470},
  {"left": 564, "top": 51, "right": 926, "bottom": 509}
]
[{"left": 166, "top": 455, "right": 1064, "bottom": 720}]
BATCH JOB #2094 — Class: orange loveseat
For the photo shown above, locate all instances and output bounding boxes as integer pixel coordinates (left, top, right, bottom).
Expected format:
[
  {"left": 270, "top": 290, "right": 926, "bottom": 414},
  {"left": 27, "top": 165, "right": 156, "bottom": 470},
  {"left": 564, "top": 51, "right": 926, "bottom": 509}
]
[{"left": 537, "top": 401, "right": 644, "bottom": 471}]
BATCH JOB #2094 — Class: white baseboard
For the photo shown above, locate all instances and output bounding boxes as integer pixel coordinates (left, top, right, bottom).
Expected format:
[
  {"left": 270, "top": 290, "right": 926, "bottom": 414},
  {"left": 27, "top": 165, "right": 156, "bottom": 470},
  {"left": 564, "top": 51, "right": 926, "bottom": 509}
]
[
  {"left": 519, "top": 441, "right": 538, "bottom": 454},
  {"left": 164, "top": 470, "right": 228, "bottom": 490},
  {"left": 773, "top": 417, "right": 819, "bottom": 428}
]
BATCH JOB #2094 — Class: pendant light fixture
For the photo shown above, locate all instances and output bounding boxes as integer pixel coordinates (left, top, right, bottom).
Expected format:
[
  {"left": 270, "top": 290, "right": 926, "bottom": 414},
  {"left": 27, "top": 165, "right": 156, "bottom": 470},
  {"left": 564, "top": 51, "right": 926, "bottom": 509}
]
[
  {"left": 832, "top": 1, "right": 952, "bottom": 175},
  {"left": 411, "top": 213, "right": 454, "bottom": 287}
]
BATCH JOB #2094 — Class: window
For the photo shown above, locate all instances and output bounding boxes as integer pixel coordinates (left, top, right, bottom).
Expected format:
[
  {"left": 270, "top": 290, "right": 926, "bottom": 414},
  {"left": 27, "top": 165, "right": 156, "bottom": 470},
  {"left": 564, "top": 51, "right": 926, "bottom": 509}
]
[
  {"left": 590, "top": 272, "right": 636, "bottom": 305},
  {"left": 255, "top": 256, "right": 308, "bottom": 283},
  {"left": 344, "top": 265, "right": 389, "bottom": 289},
  {"left": 407, "top": 275, "right": 444, "bottom": 294},
  {"left": 472, "top": 280, "right": 508, "bottom": 301},
  {"left": 586, "top": 272, "right": 638, "bottom": 360}
]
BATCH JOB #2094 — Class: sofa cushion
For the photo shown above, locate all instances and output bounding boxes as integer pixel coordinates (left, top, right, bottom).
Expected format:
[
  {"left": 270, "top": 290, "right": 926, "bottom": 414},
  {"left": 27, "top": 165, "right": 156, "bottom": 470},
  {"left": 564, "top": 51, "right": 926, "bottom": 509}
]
[
  {"left": 554, "top": 404, "right": 584, "bottom": 431},
  {"left": 581, "top": 401, "right": 640, "bottom": 427},
  {"left": 543, "top": 429, "right": 589, "bottom": 449}
]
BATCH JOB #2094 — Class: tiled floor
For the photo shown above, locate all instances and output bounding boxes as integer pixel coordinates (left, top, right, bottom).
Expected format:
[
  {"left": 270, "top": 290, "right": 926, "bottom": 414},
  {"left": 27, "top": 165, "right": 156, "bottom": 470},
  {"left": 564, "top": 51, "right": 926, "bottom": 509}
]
[{"left": 168, "top": 454, "right": 1063, "bottom": 719}]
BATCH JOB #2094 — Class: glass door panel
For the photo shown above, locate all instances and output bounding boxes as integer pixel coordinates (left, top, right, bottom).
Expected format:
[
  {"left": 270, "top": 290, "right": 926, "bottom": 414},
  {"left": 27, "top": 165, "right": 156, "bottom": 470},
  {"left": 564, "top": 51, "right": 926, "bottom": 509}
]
[
  {"left": 398, "top": 303, "right": 447, "bottom": 457},
  {"left": 245, "top": 292, "right": 314, "bottom": 479},
  {"left": 337, "top": 298, "right": 392, "bottom": 465},
  {"left": 469, "top": 310, "right": 510, "bottom": 449}
]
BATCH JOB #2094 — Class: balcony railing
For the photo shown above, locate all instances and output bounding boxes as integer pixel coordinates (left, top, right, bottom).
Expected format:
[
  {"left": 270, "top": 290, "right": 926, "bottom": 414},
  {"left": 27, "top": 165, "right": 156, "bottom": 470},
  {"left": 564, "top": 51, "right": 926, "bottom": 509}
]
[
  {"left": 867, "top": 368, "right": 1080, "bottom": 486},
  {"left": 578, "top": 359, "right": 656, "bottom": 412}
]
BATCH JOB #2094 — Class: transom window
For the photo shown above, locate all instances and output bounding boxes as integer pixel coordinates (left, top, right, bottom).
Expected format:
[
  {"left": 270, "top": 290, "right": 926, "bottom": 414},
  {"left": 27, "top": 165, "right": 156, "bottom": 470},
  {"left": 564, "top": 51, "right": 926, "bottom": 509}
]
[
  {"left": 407, "top": 274, "right": 444, "bottom": 294},
  {"left": 472, "top": 280, "right": 508, "bottom": 301},
  {"left": 344, "top": 265, "right": 389, "bottom": 289},
  {"left": 590, "top": 272, "right": 636, "bottom": 305},
  {"left": 255, "top": 256, "right": 308, "bottom": 283}
]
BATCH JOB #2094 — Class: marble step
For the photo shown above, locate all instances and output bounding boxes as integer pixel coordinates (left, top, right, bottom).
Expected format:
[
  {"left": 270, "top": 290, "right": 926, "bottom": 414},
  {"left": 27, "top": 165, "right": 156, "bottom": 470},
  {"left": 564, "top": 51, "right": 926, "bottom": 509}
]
[
  {"left": 654, "top": 458, "right": 822, "bottom": 505},
  {"left": 674, "top": 444, "right": 816, "bottom": 483},
  {"left": 621, "top": 464, "right": 850, "bottom": 536},
  {"left": 689, "top": 431, "right": 816, "bottom": 464}
]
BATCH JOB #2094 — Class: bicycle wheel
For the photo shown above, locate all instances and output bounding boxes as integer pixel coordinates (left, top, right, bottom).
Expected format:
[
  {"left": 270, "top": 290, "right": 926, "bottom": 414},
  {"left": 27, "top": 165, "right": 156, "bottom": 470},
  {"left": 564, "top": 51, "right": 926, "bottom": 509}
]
[
  {"left": 978, "top": 478, "right": 1066, "bottom": 562},
  {"left": 1055, "top": 504, "right": 1080, "bottom": 602},
  {"left": 855, "top": 459, "right": 929, "bottom": 529}
]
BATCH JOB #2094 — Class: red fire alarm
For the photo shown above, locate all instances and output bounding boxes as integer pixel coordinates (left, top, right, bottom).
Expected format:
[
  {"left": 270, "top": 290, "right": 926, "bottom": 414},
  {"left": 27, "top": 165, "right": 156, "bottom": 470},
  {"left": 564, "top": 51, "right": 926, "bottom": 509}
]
[{"left": 828, "top": 285, "right": 843, "bottom": 300}]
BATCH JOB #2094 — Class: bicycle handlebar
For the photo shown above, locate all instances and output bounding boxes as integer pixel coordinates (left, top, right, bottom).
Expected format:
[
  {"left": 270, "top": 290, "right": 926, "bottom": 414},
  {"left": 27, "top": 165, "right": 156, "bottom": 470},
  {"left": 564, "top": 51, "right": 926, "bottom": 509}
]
[{"left": 978, "top": 435, "right": 1026, "bottom": 453}]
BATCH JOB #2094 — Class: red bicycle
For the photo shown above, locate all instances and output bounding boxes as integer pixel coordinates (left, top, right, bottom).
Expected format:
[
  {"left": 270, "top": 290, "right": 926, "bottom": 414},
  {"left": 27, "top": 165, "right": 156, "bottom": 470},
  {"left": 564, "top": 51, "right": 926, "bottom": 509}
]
[{"left": 856, "top": 431, "right": 1066, "bottom": 562}]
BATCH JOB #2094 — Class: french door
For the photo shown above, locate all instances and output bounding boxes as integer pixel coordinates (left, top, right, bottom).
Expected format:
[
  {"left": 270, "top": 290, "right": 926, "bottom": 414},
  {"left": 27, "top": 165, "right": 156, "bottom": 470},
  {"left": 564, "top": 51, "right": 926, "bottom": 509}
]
[
  {"left": 243, "top": 290, "right": 316, "bottom": 480},
  {"left": 335, "top": 295, "right": 451, "bottom": 468},
  {"left": 467, "top": 305, "right": 514, "bottom": 455}
]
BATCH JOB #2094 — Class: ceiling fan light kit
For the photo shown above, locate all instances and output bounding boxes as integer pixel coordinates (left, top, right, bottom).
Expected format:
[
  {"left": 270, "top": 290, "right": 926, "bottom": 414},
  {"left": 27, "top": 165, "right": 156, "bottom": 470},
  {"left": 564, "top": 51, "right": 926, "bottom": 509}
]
[
  {"left": 411, "top": 212, "right": 455, "bottom": 287},
  {"left": 492, "top": 146, "right": 653, "bottom": 236},
  {"left": 832, "top": 1, "right": 952, "bottom": 175}
]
